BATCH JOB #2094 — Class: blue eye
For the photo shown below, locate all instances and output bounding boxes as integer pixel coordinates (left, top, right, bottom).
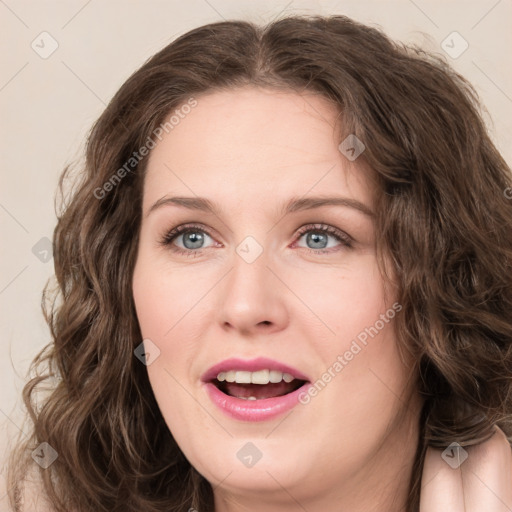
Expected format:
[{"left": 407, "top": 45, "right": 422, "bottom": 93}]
[
  {"left": 294, "top": 224, "right": 353, "bottom": 253},
  {"left": 159, "top": 224, "right": 215, "bottom": 257},
  {"left": 159, "top": 223, "right": 353, "bottom": 258}
]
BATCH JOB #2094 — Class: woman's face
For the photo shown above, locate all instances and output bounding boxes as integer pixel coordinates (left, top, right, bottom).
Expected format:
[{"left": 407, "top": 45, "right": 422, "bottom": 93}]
[{"left": 132, "top": 87, "right": 422, "bottom": 510}]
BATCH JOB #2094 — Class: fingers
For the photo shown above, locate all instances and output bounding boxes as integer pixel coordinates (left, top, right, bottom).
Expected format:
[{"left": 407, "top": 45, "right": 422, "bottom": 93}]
[
  {"left": 461, "top": 426, "right": 512, "bottom": 512},
  {"left": 420, "top": 445, "right": 465, "bottom": 512},
  {"left": 420, "top": 426, "right": 512, "bottom": 512}
]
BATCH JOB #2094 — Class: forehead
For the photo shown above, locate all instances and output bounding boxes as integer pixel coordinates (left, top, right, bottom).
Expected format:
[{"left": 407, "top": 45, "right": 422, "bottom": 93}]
[{"left": 143, "top": 86, "right": 375, "bottom": 212}]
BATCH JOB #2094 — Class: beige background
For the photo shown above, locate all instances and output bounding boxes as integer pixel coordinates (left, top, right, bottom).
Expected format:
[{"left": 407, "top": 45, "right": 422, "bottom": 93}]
[{"left": 1, "top": 0, "right": 511, "bottom": 506}]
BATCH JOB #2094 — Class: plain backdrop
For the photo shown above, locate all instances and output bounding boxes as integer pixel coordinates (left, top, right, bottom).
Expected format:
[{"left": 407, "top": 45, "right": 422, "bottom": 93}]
[{"left": 1, "top": 0, "right": 511, "bottom": 506}]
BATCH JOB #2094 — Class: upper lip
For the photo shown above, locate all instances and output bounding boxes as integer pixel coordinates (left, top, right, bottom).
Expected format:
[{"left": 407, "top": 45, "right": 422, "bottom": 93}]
[{"left": 201, "top": 357, "right": 311, "bottom": 382}]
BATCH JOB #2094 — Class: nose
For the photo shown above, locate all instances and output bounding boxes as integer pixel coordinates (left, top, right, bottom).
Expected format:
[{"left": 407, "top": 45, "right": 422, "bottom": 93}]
[{"left": 217, "top": 245, "right": 289, "bottom": 337}]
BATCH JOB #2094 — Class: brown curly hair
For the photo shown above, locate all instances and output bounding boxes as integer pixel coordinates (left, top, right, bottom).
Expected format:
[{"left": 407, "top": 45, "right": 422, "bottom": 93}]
[{"left": 7, "top": 14, "right": 512, "bottom": 512}]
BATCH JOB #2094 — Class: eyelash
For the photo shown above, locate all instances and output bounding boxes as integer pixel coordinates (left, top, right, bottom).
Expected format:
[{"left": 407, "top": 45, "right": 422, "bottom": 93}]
[{"left": 158, "top": 223, "right": 353, "bottom": 258}]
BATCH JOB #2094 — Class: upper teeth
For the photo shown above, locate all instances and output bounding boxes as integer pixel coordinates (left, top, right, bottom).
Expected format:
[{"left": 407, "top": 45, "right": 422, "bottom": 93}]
[{"left": 217, "top": 370, "right": 295, "bottom": 384}]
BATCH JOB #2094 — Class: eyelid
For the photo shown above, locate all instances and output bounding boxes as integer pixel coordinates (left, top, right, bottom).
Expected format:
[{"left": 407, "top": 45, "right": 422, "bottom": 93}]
[
  {"left": 293, "top": 223, "right": 353, "bottom": 248},
  {"left": 159, "top": 222, "right": 353, "bottom": 255},
  {"left": 159, "top": 223, "right": 217, "bottom": 247}
]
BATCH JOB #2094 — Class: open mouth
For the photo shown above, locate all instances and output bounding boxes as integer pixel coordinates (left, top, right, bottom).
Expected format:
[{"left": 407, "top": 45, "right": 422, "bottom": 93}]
[
  {"left": 203, "top": 363, "right": 312, "bottom": 420},
  {"left": 210, "top": 374, "right": 308, "bottom": 400}
]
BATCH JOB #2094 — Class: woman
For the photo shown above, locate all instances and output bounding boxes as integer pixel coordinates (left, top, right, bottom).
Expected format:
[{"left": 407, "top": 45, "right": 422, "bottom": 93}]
[{"left": 7, "top": 14, "right": 512, "bottom": 512}]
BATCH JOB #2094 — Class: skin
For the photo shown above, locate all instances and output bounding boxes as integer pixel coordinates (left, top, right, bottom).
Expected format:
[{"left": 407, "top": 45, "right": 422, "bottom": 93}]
[
  {"left": 8, "top": 86, "right": 511, "bottom": 512},
  {"left": 421, "top": 426, "right": 512, "bottom": 511},
  {"left": 12, "top": 429, "right": 512, "bottom": 511},
  {"left": 130, "top": 86, "right": 509, "bottom": 511}
]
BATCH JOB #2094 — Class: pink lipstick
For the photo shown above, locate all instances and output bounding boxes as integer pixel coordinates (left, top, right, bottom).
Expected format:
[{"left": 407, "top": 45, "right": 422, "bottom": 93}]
[{"left": 201, "top": 357, "right": 312, "bottom": 422}]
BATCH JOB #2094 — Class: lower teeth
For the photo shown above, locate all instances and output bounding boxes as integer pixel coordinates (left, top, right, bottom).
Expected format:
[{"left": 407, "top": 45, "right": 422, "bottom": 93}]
[{"left": 237, "top": 396, "right": 257, "bottom": 400}]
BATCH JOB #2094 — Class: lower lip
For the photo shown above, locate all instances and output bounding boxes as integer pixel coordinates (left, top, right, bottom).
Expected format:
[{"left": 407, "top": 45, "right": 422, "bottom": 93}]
[{"left": 203, "top": 381, "right": 311, "bottom": 422}]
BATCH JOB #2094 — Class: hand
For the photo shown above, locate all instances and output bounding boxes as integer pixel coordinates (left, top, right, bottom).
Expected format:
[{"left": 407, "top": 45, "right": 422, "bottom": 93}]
[{"left": 420, "top": 426, "right": 512, "bottom": 511}]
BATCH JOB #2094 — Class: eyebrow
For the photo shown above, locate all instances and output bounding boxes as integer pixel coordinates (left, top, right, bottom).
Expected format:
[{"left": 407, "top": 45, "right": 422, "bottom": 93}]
[{"left": 146, "top": 195, "right": 375, "bottom": 219}]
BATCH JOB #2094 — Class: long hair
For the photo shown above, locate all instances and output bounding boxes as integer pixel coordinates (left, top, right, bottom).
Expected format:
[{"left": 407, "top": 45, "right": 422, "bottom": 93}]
[{"left": 8, "top": 14, "right": 512, "bottom": 512}]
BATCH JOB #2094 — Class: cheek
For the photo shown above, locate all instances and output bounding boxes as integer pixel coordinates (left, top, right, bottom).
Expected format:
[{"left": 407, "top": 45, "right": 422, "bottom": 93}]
[
  {"left": 132, "top": 263, "right": 200, "bottom": 439},
  {"left": 296, "top": 254, "right": 406, "bottom": 421},
  {"left": 132, "top": 254, "right": 205, "bottom": 388},
  {"left": 292, "top": 253, "right": 390, "bottom": 351},
  {"left": 132, "top": 251, "right": 205, "bottom": 342},
  {"left": 132, "top": 264, "right": 188, "bottom": 378}
]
